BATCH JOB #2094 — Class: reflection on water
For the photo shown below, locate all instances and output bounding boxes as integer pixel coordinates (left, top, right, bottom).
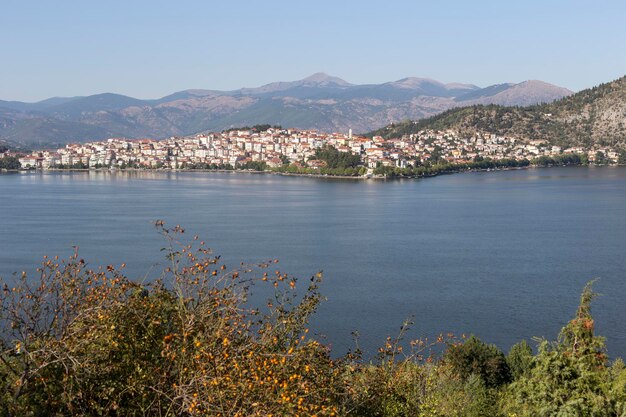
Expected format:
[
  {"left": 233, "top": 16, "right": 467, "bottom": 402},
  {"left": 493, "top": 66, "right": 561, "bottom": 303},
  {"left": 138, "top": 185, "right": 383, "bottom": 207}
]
[{"left": 2, "top": 167, "right": 626, "bottom": 358}]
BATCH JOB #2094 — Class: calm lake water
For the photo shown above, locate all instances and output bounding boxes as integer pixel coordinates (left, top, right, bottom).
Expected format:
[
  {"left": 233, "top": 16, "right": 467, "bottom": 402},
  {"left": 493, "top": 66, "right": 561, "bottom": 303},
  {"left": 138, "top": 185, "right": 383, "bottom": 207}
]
[{"left": 1, "top": 167, "right": 626, "bottom": 358}]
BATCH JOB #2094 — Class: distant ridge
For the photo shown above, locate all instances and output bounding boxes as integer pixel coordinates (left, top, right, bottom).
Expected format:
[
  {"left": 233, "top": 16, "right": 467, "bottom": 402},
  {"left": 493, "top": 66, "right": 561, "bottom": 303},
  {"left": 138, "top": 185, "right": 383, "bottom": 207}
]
[
  {"left": 456, "top": 80, "right": 574, "bottom": 106},
  {"left": 0, "top": 73, "right": 572, "bottom": 145},
  {"left": 368, "top": 75, "right": 626, "bottom": 148}
]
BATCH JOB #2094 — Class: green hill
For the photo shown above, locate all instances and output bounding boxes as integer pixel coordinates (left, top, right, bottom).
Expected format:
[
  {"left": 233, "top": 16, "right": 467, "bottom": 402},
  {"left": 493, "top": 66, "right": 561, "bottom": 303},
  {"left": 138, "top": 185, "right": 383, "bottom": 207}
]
[{"left": 369, "top": 76, "right": 626, "bottom": 148}]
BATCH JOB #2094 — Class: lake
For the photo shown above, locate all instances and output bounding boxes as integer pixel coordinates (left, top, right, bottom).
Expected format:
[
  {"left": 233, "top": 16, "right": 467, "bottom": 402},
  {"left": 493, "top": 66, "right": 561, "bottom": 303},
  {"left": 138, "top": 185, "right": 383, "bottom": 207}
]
[{"left": 1, "top": 167, "right": 626, "bottom": 358}]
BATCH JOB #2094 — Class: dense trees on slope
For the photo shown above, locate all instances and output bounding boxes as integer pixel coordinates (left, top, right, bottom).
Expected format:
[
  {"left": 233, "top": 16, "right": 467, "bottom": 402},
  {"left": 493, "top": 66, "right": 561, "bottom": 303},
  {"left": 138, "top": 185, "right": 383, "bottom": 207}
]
[
  {"left": 312, "top": 145, "right": 362, "bottom": 169},
  {"left": 0, "top": 156, "right": 20, "bottom": 170},
  {"left": 369, "top": 76, "right": 626, "bottom": 149}
]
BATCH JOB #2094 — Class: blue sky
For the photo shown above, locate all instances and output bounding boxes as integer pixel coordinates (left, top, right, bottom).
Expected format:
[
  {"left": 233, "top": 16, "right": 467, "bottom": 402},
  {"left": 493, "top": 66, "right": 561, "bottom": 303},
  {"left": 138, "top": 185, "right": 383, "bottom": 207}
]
[{"left": 2, "top": 0, "right": 625, "bottom": 101}]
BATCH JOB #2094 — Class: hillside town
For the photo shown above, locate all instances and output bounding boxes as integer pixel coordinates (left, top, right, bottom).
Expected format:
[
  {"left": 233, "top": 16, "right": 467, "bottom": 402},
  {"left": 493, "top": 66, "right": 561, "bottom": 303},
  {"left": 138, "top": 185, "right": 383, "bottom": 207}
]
[{"left": 4, "top": 127, "right": 623, "bottom": 172}]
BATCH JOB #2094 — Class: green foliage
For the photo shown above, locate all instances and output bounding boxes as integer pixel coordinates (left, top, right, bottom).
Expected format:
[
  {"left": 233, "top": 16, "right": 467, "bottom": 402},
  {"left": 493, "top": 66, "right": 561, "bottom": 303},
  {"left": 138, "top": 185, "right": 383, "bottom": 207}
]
[
  {"left": 595, "top": 151, "right": 608, "bottom": 165},
  {"left": 501, "top": 281, "right": 620, "bottom": 416},
  {"left": 223, "top": 124, "right": 282, "bottom": 133},
  {"left": 372, "top": 158, "right": 531, "bottom": 178},
  {"left": 52, "top": 161, "right": 89, "bottom": 169},
  {"left": 184, "top": 162, "right": 234, "bottom": 170},
  {"left": 532, "top": 153, "right": 587, "bottom": 167},
  {"left": 414, "top": 364, "right": 503, "bottom": 417},
  {"left": 462, "top": 374, "right": 500, "bottom": 417},
  {"left": 444, "top": 335, "right": 511, "bottom": 388},
  {"left": 273, "top": 163, "right": 362, "bottom": 177},
  {"left": 237, "top": 160, "right": 268, "bottom": 171},
  {"left": 610, "top": 359, "right": 626, "bottom": 415},
  {"left": 279, "top": 154, "right": 290, "bottom": 165},
  {"left": 343, "top": 361, "right": 428, "bottom": 417},
  {"left": 0, "top": 156, "right": 20, "bottom": 170},
  {"left": 506, "top": 340, "right": 533, "bottom": 380},
  {"left": 313, "top": 145, "right": 362, "bottom": 169},
  {"left": 341, "top": 322, "right": 454, "bottom": 417}
]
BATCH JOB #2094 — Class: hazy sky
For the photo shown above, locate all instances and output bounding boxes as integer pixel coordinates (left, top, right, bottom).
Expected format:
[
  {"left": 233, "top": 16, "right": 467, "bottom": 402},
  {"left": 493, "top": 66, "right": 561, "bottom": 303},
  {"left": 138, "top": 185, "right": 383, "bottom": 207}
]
[{"left": 2, "top": 0, "right": 625, "bottom": 101}]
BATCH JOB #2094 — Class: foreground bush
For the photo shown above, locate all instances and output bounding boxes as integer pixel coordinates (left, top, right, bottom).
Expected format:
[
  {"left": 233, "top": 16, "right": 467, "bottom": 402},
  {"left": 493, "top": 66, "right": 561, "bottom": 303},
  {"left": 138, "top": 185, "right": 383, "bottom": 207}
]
[
  {"left": 1, "top": 224, "right": 625, "bottom": 416},
  {"left": 500, "top": 282, "right": 626, "bottom": 416},
  {"left": 444, "top": 335, "right": 511, "bottom": 388},
  {"left": 0, "top": 223, "right": 339, "bottom": 416}
]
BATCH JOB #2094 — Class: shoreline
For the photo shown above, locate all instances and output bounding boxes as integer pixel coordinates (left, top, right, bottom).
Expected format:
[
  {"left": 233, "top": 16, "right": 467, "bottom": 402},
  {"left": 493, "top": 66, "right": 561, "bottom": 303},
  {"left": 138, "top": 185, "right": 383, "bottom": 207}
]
[{"left": 3, "top": 163, "right": 619, "bottom": 180}]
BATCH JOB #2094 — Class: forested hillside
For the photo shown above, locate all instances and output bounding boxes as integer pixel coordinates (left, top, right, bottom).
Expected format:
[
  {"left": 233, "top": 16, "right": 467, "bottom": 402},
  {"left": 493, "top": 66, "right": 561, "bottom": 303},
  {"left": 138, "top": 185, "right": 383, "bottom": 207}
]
[{"left": 370, "top": 76, "right": 626, "bottom": 148}]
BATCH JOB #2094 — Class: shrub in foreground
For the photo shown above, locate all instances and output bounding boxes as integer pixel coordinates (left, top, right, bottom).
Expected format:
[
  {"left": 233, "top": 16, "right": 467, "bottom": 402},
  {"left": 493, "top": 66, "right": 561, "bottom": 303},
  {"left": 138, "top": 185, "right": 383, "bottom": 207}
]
[
  {"left": 444, "top": 335, "right": 511, "bottom": 388},
  {"left": 0, "top": 223, "right": 339, "bottom": 416},
  {"left": 500, "top": 282, "right": 626, "bottom": 416}
]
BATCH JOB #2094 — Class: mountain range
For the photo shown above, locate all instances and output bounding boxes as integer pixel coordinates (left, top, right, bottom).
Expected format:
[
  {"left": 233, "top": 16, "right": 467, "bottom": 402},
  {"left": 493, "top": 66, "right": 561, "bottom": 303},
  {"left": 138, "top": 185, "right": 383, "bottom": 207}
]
[
  {"left": 369, "top": 75, "right": 626, "bottom": 149},
  {"left": 0, "top": 73, "right": 572, "bottom": 146}
]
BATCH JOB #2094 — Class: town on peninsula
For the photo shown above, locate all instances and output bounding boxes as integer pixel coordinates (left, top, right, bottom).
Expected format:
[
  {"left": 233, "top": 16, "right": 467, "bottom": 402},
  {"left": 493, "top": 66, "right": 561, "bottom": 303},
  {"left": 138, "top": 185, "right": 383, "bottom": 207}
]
[{"left": 3, "top": 126, "right": 621, "bottom": 176}]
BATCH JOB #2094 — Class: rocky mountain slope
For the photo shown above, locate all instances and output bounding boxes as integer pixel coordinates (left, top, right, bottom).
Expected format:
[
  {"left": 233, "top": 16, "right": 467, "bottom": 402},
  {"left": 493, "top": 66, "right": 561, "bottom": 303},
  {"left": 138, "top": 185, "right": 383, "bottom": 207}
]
[
  {"left": 0, "top": 73, "right": 572, "bottom": 145},
  {"left": 369, "top": 76, "right": 626, "bottom": 148}
]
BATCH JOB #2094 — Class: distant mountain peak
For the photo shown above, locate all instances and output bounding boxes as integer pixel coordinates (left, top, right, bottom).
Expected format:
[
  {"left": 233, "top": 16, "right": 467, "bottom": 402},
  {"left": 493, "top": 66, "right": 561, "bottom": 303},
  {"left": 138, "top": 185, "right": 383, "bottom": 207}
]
[
  {"left": 389, "top": 77, "right": 479, "bottom": 92},
  {"left": 497, "top": 80, "right": 574, "bottom": 104},
  {"left": 515, "top": 80, "right": 572, "bottom": 91},
  {"left": 455, "top": 80, "right": 573, "bottom": 106},
  {"left": 445, "top": 82, "right": 480, "bottom": 91},
  {"left": 520, "top": 79, "right": 551, "bottom": 85},
  {"left": 235, "top": 72, "right": 352, "bottom": 95},
  {"left": 301, "top": 72, "right": 352, "bottom": 86},
  {"left": 390, "top": 77, "right": 442, "bottom": 87}
]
